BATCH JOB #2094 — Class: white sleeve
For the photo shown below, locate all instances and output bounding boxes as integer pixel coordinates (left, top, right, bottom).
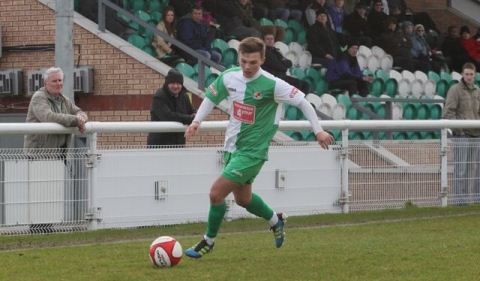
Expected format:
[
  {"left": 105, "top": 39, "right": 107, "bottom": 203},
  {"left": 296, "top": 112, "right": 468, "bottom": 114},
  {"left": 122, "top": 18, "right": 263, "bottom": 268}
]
[
  {"left": 297, "top": 98, "right": 324, "bottom": 134},
  {"left": 193, "top": 98, "right": 215, "bottom": 123},
  {"left": 273, "top": 77, "right": 306, "bottom": 106}
]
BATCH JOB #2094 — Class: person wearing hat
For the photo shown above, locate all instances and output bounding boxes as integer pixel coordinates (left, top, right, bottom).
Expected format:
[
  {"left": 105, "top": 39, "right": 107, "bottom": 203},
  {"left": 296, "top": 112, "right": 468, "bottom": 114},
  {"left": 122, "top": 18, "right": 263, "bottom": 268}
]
[
  {"left": 307, "top": 7, "right": 342, "bottom": 66},
  {"left": 147, "top": 69, "right": 196, "bottom": 146},
  {"left": 343, "top": 2, "right": 372, "bottom": 46},
  {"left": 325, "top": 39, "right": 373, "bottom": 96}
]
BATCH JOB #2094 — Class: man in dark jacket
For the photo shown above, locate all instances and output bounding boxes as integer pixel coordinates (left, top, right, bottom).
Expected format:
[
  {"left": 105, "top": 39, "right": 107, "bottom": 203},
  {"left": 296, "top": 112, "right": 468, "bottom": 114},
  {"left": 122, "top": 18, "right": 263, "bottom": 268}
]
[
  {"left": 147, "top": 69, "right": 196, "bottom": 146},
  {"left": 262, "top": 32, "right": 310, "bottom": 94}
]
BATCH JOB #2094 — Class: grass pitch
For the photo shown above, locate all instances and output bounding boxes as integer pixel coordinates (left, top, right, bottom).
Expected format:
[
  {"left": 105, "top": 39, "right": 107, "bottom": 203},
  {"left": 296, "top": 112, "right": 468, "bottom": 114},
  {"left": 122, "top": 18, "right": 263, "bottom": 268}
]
[{"left": 1, "top": 205, "right": 480, "bottom": 281}]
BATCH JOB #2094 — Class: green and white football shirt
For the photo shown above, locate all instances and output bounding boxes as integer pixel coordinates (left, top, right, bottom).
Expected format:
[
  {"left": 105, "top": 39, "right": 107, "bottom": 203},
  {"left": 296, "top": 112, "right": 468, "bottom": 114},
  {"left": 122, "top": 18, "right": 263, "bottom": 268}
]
[{"left": 205, "top": 67, "right": 306, "bottom": 160}]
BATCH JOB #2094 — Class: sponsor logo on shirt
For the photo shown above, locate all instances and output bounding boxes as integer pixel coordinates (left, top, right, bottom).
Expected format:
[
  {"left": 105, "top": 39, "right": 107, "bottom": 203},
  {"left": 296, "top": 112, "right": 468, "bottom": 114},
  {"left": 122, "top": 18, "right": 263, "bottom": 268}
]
[
  {"left": 253, "top": 92, "right": 263, "bottom": 100},
  {"left": 209, "top": 84, "right": 218, "bottom": 96},
  {"left": 289, "top": 87, "right": 299, "bottom": 98},
  {"left": 233, "top": 101, "right": 256, "bottom": 124},
  {"left": 227, "top": 87, "right": 237, "bottom": 92}
]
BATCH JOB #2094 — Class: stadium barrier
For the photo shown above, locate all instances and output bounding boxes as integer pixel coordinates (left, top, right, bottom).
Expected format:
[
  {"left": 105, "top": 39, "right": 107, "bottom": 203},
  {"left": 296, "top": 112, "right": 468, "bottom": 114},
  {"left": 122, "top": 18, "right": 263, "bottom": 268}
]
[{"left": 0, "top": 120, "right": 480, "bottom": 234}]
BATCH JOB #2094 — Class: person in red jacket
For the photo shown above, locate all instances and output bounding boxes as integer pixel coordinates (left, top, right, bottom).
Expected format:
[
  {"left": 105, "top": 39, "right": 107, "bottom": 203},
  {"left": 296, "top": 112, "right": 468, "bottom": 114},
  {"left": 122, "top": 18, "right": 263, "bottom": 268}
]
[{"left": 460, "top": 26, "right": 480, "bottom": 69}]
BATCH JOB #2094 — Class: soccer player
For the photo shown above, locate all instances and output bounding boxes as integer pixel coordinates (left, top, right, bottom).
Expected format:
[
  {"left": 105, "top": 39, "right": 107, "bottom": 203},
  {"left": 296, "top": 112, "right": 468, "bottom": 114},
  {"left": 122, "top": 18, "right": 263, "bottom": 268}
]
[{"left": 184, "top": 37, "right": 334, "bottom": 258}]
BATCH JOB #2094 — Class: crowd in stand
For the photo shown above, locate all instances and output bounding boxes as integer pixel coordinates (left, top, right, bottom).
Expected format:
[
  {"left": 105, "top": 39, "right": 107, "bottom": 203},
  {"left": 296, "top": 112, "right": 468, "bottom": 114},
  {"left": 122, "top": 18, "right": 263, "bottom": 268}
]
[{"left": 79, "top": 0, "right": 480, "bottom": 97}]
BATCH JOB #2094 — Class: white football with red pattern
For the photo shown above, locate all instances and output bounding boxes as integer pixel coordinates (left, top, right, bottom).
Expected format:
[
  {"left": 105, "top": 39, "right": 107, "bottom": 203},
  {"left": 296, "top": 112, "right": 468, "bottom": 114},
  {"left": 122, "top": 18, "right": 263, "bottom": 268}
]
[{"left": 149, "top": 236, "right": 182, "bottom": 267}]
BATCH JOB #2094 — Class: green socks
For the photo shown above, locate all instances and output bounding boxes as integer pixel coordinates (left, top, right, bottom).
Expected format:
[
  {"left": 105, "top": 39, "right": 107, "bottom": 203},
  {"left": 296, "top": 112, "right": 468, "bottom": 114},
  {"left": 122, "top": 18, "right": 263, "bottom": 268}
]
[
  {"left": 206, "top": 202, "right": 227, "bottom": 238},
  {"left": 245, "top": 193, "right": 274, "bottom": 220},
  {"left": 205, "top": 194, "right": 274, "bottom": 239}
]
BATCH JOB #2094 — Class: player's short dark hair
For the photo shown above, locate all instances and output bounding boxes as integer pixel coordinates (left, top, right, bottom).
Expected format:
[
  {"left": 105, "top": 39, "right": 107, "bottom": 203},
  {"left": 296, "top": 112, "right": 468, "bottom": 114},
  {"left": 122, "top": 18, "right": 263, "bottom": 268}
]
[
  {"left": 238, "top": 37, "right": 265, "bottom": 58},
  {"left": 463, "top": 62, "right": 476, "bottom": 72}
]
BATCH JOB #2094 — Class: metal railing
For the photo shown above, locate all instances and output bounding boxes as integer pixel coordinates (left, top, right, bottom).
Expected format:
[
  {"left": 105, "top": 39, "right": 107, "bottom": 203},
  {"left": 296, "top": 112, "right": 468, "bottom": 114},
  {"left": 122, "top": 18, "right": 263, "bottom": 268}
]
[
  {"left": 1, "top": 120, "right": 480, "bottom": 234},
  {"left": 97, "top": 0, "right": 225, "bottom": 90}
]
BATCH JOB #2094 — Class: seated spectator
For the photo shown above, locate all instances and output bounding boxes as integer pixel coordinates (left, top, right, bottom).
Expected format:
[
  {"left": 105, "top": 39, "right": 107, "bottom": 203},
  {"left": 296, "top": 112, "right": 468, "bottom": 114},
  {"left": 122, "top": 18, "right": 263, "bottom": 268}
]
[
  {"left": 441, "top": 25, "right": 472, "bottom": 72},
  {"left": 305, "top": 0, "right": 330, "bottom": 26},
  {"left": 368, "top": 0, "right": 389, "bottom": 40},
  {"left": 172, "top": 0, "right": 195, "bottom": 18},
  {"left": 387, "top": 0, "right": 407, "bottom": 15},
  {"left": 204, "top": 0, "right": 261, "bottom": 40},
  {"left": 411, "top": 24, "right": 446, "bottom": 72},
  {"left": 236, "top": 0, "right": 263, "bottom": 33},
  {"left": 253, "top": 0, "right": 303, "bottom": 22},
  {"left": 307, "top": 8, "right": 342, "bottom": 66},
  {"left": 328, "top": 0, "right": 346, "bottom": 34},
  {"left": 376, "top": 17, "right": 415, "bottom": 71},
  {"left": 460, "top": 26, "right": 480, "bottom": 69},
  {"left": 177, "top": 6, "right": 222, "bottom": 65},
  {"left": 343, "top": 2, "right": 372, "bottom": 46},
  {"left": 152, "top": 7, "right": 183, "bottom": 66},
  {"left": 325, "top": 40, "right": 373, "bottom": 96},
  {"left": 401, "top": 21, "right": 429, "bottom": 72},
  {"left": 262, "top": 32, "right": 310, "bottom": 94}
]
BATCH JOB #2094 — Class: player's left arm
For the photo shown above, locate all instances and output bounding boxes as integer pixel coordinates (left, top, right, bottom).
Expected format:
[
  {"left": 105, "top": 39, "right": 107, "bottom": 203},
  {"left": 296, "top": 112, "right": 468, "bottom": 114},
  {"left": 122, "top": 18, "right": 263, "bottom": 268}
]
[{"left": 274, "top": 78, "right": 334, "bottom": 149}]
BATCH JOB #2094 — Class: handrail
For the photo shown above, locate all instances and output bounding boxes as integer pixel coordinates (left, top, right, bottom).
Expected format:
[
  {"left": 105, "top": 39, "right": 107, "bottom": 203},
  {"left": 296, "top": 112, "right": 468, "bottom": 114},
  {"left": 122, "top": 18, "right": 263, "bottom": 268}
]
[
  {"left": 97, "top": 0, "right": 225, "bottom": 89},
  {"left": 2, "top": 120, "right": 480, "bottom": 135}
]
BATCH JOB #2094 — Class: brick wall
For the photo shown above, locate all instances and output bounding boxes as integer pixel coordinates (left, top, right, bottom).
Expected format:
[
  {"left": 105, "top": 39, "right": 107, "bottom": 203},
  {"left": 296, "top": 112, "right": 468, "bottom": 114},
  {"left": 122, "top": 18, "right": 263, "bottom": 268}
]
[
  {"left": 405, "top": 0, "right": 476, "bottom": 33},
  {"left": 0, "top": 0, "right": 227, "bottom": 147}
]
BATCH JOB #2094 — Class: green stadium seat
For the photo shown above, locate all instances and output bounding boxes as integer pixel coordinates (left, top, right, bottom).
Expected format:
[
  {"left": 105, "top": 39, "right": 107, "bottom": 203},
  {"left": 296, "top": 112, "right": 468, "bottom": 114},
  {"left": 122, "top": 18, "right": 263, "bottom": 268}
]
[
  {"left": 415, "top": 103, "right": 429, "bottom": 119},
  {"left": 148, "top": 0, "right": 162, "bottom": 12},
  {"left": 315, "top": 79, "right": 328, "bottom": 95},
  {"left": 285, "top": 105, "right": 301, "bottom": 120},
  {"left": 175, "top": 62, "right": 196, "bottom": 78},
  {"left": 428, "top": 71, "right": 440, "bottom": 82},
  {"left": 128, "top": 33, "right": 147, "bottom": 49},
  {"left": 142, "top": 45, "right": 156, "bottom": 57},
  {"left": 287, "top": 19, "right": 303, "bottom": 33},
  {"left": 211, "top": 38, "right": 229, "bottom": 54},
  {"left": 346, "top": 107, "right": 361, "bottom": 120},
  {"left": 283, "top": 28, "right": 296, "bottom": 44},
  {"left": 193, "top": 63, "right": 212, "bottom": 79},
  {"left": 305, "top": 67, "right": 321, "bottom": 81},
  {"left": 296, "top": 30, "right": 306, "bottom": 45},
  {"left": 476, "top": 73, "right": 480, "bottom": 86},
  {"left": 420, "top": 131, "right": 435, "bottom": 139},
  {"left": 221, "top": 48, "right": 238, "bottom": 68},
  {"left": 402, "top": 103, "right": 416, "bottom": 119},
  {"left": 375, "top": 69, "right": 389, "bottom": 81},
  {"left": 349, "top": 131, "right": 364, "bottom": 140},
  {"left": 150, "top": 11, "right": 162, "bottom": 24},
  {"left": 259, "top": 18, "right": 274, "bottom": 26},
  {"left": 384, "top": 79, "right": 397, "bottom": 97},
  {"left": 274, "top": 19, "right": 288, "bottom": 28},
  {"left": 436, "top": 80, "right": 448, "bottom": 97},
  {"left": 440, "top": 71, "right": 452, "bottom": 83},
  {"left": 407, "top": 132, "right": 421, "bottom": 140},
  {"left": 393, "top": 132, "right": 408, "bottom": 140},
  {"left": 336, "top": 94, "right": 352, "bottom": 111},
  {"left": 428, "top": 103, "right": 442, "bottom": 119},
  {"left": 370, "top": 78, "right": 384, "bottom": 96},
  {"left": 131, "top": 0, "right": 145, "bottom": 12},
  {"left": 129, "top": 10, "right": 151, "bottom": 32},
  {"left": 289, "top": 67, "right": 306, "bottom": 80},
  {"left": 205, "top": 73, "right": 219, "bottom": 87}
]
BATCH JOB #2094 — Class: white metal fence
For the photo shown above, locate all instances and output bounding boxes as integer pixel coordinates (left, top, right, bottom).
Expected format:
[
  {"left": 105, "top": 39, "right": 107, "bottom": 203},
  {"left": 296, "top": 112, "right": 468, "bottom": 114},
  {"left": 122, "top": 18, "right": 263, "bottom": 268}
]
[{"left": 1, "top": 120, "right": 480, "bottom": 234}]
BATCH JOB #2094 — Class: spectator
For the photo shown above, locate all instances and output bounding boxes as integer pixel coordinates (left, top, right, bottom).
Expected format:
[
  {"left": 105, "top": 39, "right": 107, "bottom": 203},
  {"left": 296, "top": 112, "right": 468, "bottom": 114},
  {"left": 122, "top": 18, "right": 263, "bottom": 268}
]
[
  {"left": 325, "top": 40, "right": 373, "bottom": 96},
  {"left": 411, "top": 24, "right": 446, "bottom": 72},
  {"left": 236, "top": 0, "right": 263, "bottom": 33},
  {"left": 305, "top": 0, "right": 330, "bottom": 26},
  {"left": 343, "top": 2, "right": 372, "bottom": 46},
  {"left": 262, "top": 32, "right": 310, "bottom": 94},
  {"left": 401, "top": 21, "right": 429, "bottom": 72},
  {"left": 253, "top": 0, "right": 303, "bottom": 22},
  {"left": 152, "top": 6, "right": 183, "bottom": 66},
  {"left": 24, "top": 67, "right": 88, "bottom": 153},
  {"left": 328, "top": 0, "right": 346, "bottom": 34},
  {"left": 147, "top": 69, "right": 196, "bottom": 146},
  {"left": 460, "top": 26, "right": 480, "bottom": 69},
  {"left": 367, "top": 0, "right": 389, "bottom": 40},
  {"left": 204, "top": 0, "right": 261, "bottom": 40},
  {"left": 171, "top": 0, "right": 195, "bottom": 18},
  {"left": 441, "top": 25, "right": 471, "bottom": 72},
  {"left": 443, "top": 63, "right": 480, "bottom": 204},
  {"left": 387, "top": 0, "right": 407, "bottom": 15},
  {"left": 177, "top": 6, "right": 222, "bottom": 65},
  {"left": 307, "top": 8, "right": 341, "bottom": 66},
  {"left": 376, "top": 17, "right": 415, "bottom": 71}
]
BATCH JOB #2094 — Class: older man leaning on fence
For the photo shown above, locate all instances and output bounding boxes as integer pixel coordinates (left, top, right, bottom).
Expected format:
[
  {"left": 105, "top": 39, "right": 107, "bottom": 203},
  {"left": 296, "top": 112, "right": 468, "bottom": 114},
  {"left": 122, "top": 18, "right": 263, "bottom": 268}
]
[
  {"left": 24, "top": 67, "right": 88, "bottom": 153},
  {"left": 443, "top": 62, "right": 480, "bottom": 203}
]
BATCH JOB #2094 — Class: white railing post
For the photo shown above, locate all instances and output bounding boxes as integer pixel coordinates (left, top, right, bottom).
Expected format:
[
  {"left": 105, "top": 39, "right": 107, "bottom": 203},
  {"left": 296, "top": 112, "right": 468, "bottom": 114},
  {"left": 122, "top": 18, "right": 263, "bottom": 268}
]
[
  {"left": 340, "top": 129, "right": 350, "bottom": 213},
  {"left": 440, "top": 128, "right": 449, "bottom": 207},
  {"left": 85, "top": 132, "right": 101, "bottom": 230}
]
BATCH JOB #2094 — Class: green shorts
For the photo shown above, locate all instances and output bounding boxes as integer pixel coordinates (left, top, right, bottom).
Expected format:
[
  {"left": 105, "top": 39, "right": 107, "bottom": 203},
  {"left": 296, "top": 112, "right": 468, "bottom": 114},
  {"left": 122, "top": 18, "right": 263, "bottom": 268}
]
[{"left": 222, "top": 152, "right": 265, "bottom": 185}]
